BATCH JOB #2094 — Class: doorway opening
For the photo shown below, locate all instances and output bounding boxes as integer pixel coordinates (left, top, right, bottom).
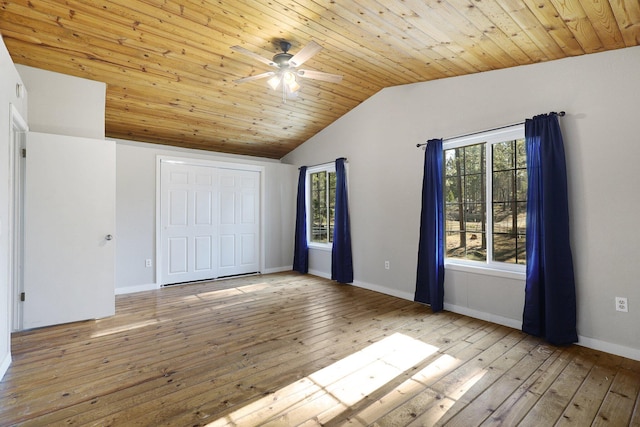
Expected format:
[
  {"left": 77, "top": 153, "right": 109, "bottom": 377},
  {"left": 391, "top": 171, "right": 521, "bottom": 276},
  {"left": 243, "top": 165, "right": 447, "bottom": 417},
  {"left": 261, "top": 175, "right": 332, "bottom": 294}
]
[{"left": 9, "top": 104, "right": 27, "bottom": 331}]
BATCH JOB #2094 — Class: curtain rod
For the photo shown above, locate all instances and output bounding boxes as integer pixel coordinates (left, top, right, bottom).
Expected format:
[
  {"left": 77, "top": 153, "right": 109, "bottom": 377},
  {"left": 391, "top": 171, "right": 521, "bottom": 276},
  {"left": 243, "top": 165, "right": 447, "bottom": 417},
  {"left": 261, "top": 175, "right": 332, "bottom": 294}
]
[
  {"left": 299, "top": 157, "right": 347, "bottom": 170},
  {"left": 416, "top": 111, "right": 566, "bottom": 148}
]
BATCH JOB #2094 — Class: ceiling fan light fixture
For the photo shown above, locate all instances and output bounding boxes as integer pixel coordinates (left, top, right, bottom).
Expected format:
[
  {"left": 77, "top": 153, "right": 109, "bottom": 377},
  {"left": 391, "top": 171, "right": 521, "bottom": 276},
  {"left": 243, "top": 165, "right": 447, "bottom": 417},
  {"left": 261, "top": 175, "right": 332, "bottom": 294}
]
[
  {"left": 283, "top": 71, "right": 300, "bottom": 92},
  {"left": 267, "top": 75, "right": 282, "bottom": 90},
  {"left": 287, "top": 79, "right": 300, "bottom": 93}
]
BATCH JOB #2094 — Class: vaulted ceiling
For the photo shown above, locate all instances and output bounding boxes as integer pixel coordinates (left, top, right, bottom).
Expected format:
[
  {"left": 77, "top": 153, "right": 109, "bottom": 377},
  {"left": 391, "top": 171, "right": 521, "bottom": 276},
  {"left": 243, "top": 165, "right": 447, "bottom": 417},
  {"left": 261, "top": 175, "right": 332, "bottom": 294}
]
[{"left": 1, "top": 1, "right": 638, "bottom": 159}]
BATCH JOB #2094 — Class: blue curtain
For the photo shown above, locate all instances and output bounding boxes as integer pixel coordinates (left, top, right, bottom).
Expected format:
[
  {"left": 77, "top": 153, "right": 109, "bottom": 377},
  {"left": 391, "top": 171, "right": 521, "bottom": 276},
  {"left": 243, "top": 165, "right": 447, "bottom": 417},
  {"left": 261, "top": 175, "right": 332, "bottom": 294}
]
[
  {"left": 292, "top": 166, "right": 308, "bottom": 274},
  {"left": 332, "top": 158, "right": 353, "bottom": 283},
  {"left": 523, "top": 113, "right": 578, "bottom": 345},
  {"left": 415, "top": 139, "right": 445, "bottom": 312}
]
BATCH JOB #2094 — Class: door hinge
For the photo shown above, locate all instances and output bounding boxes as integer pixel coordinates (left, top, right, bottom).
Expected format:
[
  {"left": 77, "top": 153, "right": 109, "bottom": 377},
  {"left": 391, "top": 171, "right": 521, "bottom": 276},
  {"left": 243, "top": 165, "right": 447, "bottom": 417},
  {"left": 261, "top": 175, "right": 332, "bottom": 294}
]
[
  {"left": 21, "top": 148, "right": 26, "bottom": 158},
  {"left": 20, "top": 292, "right": 25, "bottom": 302}
]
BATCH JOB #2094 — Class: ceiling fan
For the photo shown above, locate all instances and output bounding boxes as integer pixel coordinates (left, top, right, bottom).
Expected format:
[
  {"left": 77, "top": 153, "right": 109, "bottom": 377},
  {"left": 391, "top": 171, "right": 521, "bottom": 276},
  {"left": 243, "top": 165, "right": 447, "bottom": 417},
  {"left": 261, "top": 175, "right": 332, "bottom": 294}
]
[{"left": 231, "top": 40, "right": 343, "bottom": 99}]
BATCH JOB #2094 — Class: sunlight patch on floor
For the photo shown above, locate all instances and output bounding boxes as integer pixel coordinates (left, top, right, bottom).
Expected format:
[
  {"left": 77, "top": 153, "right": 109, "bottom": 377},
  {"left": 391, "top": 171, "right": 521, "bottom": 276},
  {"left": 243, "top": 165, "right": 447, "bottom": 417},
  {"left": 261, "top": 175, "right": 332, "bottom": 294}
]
[
  {"left": 340, "top": 353, "right": 461, "bottom": 426},
  {"left": 175, "top": 283, "right": 272, "bottom": 302},
  {"left": 340, "top": 353, "right": 488, "bottom": 426},
  {"left": 206, "top": 333, "right": 439, "bottom": 426},
  {"left": 91, "top": 319, "right": 162, "bottom": 338}
]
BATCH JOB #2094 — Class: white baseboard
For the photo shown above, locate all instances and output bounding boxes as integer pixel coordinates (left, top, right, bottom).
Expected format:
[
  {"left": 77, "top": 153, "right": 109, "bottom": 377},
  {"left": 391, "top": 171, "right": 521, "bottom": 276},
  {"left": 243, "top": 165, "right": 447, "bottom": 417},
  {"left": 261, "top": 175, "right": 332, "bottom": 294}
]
[
  {"left": 115, "top": 283, "right": 159, "bottom": 295},
  {"left": 0, "top": 352, "right": 11, "bottom": 381},
  {"left": 444, "top": 303, "right": 523, "bottom": 330},
  {"left": 577, "top": 335, "right": 640, "bottom": 361},
  {"left": 262, "top": 266, "right": 293, "bottom": 274},
  {"left": 308, "top": 269, "right": 331, "bottom": 280},
  {"left": 307, "top": 271, "right": 415, "bottom": 301},
  {"left": 351, "top": 280, "right": 415, "bottom": 301}
]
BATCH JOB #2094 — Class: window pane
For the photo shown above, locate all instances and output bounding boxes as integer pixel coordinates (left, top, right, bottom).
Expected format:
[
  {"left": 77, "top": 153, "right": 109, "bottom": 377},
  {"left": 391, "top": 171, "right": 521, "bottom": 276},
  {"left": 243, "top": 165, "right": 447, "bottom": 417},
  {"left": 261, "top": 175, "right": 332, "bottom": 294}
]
[
  {"left": 493, "top": 140, "right": 514, "bottom": 171},
  {"left": 465, "top": 232, "right": 486, "bottom": 261},
  {"left": 328, "top": 172, "right": 336, "bottom": 243},
  {"left": 465, "top": 203, "right": 485, "bottom": 232},
  {"left": 516, "top": 234, "right": 526, "bottom": 264},
  {"left": 449, "top": 231, "right": 486, "bottom": 261},
  {"left": 516, "top": 169, "right": 527, "bottom": 201},
  {"left": 493, "top": 203, "right": 513, "bottom": 234},
  {"left": 516, "top": 138, "right": 527, "bottom": 168},
  {"left": 493, "top": 233, "right": 526, "bottom": 264},
  {"left": 465, "top": 173, "right": 484, "bottom": 203},
  {"left": 491, "top": 138, "right": 527, "bottom": 265},
  {"left": 493, "top": 170, "right": 513, "bottom": 203},
  {"left": 445, "top": 177, "right": 461, "bottom": 203},
  {"left": 465, "top": 144, "right": 483, "bottom": 173},
  {"left": 446, "top": 231, "right": 486, "bottom": 261},
  {"left": 309, "top": 170, "right": 337, "bottom": 244},
  {"left": 444, "top": 143, "right": 487, "bottom": 262},
  {"left": 445, "top": 214, "right": 461, "bottom": 232},
  {"left": 310, "top": 171, "right": 328, "bottom": 243},
  {"left": 446, "top": 231, "right": 462, "bottom": 258},
  {"left": 493, "top": 233, "right": 516, "bottom": 263},
  {"left": 445, "top": 148, "right": 463, "bottom": 176}
]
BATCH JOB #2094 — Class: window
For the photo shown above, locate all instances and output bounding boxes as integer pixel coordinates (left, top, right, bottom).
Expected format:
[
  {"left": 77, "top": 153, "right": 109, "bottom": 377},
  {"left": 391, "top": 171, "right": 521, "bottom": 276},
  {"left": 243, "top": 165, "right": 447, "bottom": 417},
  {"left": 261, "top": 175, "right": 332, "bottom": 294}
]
[
  {"left": 443, "top": 125, "right": 526, "bottom": 270},
  {"left": 307, "top": 165, "right": 336, "bottom": 247}
]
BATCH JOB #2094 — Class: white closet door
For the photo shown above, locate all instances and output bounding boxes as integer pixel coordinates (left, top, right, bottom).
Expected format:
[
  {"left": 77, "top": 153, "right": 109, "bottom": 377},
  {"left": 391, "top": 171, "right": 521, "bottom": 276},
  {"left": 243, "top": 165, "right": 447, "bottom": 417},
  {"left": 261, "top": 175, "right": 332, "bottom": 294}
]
[
  {"left": 217, "top": 168, "right": 260, "bottom": 278},
  {"left": 160, "top": 162, "right": 218, "bottom": 285},
  {"left": 23, "top": 132, "right": 115, "bottom": 329},
  {"left": 159, "top": 161, "right": 261, "bottom": 285}
]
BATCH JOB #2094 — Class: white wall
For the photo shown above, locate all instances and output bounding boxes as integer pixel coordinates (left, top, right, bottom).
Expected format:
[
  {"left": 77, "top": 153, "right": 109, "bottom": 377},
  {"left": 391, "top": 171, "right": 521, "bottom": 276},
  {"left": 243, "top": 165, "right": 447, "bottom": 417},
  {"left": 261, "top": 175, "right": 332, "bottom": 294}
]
[
  {"left": 283, "top": 46, "right": 640, "bottom": 360},
  {"left": 0, "top": 35, "right": 28, "bottom": 379},
  {"left": 115, "top": 140, "right": 296, "bottom": 294},
  {"left": 14, "top": 65, "right": 105, "bottom": 139},
  {"left": 11, "top": 64, "right": 296, "bottom": 297}
]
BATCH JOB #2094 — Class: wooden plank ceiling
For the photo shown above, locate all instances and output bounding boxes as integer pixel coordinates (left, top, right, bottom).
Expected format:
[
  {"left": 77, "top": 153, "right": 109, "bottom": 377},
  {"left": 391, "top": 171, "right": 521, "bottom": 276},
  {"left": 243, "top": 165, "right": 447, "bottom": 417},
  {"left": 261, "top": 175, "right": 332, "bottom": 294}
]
[{"left": 1, "top": 1, "right": 638, "bottom": 159}]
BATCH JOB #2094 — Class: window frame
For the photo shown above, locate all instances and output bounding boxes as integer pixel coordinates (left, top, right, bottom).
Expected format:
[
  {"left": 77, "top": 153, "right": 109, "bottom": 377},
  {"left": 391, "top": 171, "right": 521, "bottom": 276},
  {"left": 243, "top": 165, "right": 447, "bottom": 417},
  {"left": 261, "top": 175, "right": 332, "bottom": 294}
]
[
  {"left": 443, "top": 124, "right": 526, "bottom": 274},
  {"left": 306, "top": 163, "right": 336, "bottom": 250}
]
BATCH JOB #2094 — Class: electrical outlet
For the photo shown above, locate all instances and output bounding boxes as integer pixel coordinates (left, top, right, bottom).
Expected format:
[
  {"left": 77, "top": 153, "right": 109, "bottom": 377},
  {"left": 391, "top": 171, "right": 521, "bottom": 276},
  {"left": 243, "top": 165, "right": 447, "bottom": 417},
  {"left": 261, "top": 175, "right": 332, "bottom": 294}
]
[
  {"left": 615, "top": 297, "right": 628, "bottom": 312},
  {"left": 384, "top": 261, "right": 390, "bottom": 270},
  {"left": 145, "top": 259, "right": 152, "bottom": 268}
]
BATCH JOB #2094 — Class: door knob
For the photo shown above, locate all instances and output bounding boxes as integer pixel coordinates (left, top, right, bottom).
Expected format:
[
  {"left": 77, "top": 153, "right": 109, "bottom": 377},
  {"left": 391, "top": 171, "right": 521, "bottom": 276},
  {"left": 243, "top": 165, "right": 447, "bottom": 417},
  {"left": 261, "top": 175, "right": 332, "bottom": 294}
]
[{"left": 105, "top": 234, "right": 113, "bottom": 241}]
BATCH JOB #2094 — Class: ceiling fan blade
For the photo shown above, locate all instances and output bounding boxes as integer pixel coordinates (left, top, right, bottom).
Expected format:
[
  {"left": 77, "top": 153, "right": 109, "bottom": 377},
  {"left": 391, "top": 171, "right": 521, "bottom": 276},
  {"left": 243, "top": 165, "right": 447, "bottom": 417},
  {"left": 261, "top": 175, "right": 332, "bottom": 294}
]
[
  {"left": 289, "top": 41, "right": 323, "bottom": 67},
  {"left": 230, "top": 45, "right": 276, "bottom": 67},
  {"left": 234, "top": 71, "right": 276, "bottom": 84},
  {"left": 297, "top": 69, "right": 343, "bottom": 83}
]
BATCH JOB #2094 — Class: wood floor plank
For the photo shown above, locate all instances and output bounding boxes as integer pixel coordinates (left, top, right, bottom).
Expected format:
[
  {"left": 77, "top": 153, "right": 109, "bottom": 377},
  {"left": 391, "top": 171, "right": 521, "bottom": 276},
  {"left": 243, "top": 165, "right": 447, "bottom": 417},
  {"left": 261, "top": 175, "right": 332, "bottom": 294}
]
[
  {"left": 479, "top": 346, "right": 574, "bottom": 426},
  {"left": 592, "top": 367, "right": 640, "bottom": 426},
  {"left": 442, "top": 339, "right": 553, "bottom": 426},
  {"left": 513, "top": 348, "right": 596, "bottom": 426},
  {"left": 556, "top": 363, "right": 618, "bottom": 425},
  {"left": 631, "top": 389, "right": 640, "bottom": 426},
  {"left": 1, "top": 272, "right": 639, "bottom": 427}
]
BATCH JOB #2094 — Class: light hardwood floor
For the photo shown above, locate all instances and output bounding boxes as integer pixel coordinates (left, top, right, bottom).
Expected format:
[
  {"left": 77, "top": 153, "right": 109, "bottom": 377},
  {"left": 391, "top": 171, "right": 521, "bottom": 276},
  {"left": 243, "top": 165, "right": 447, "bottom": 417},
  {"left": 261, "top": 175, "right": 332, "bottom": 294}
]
[{"left": 1, "top": 272, "right": 639, "bottom": 426}]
